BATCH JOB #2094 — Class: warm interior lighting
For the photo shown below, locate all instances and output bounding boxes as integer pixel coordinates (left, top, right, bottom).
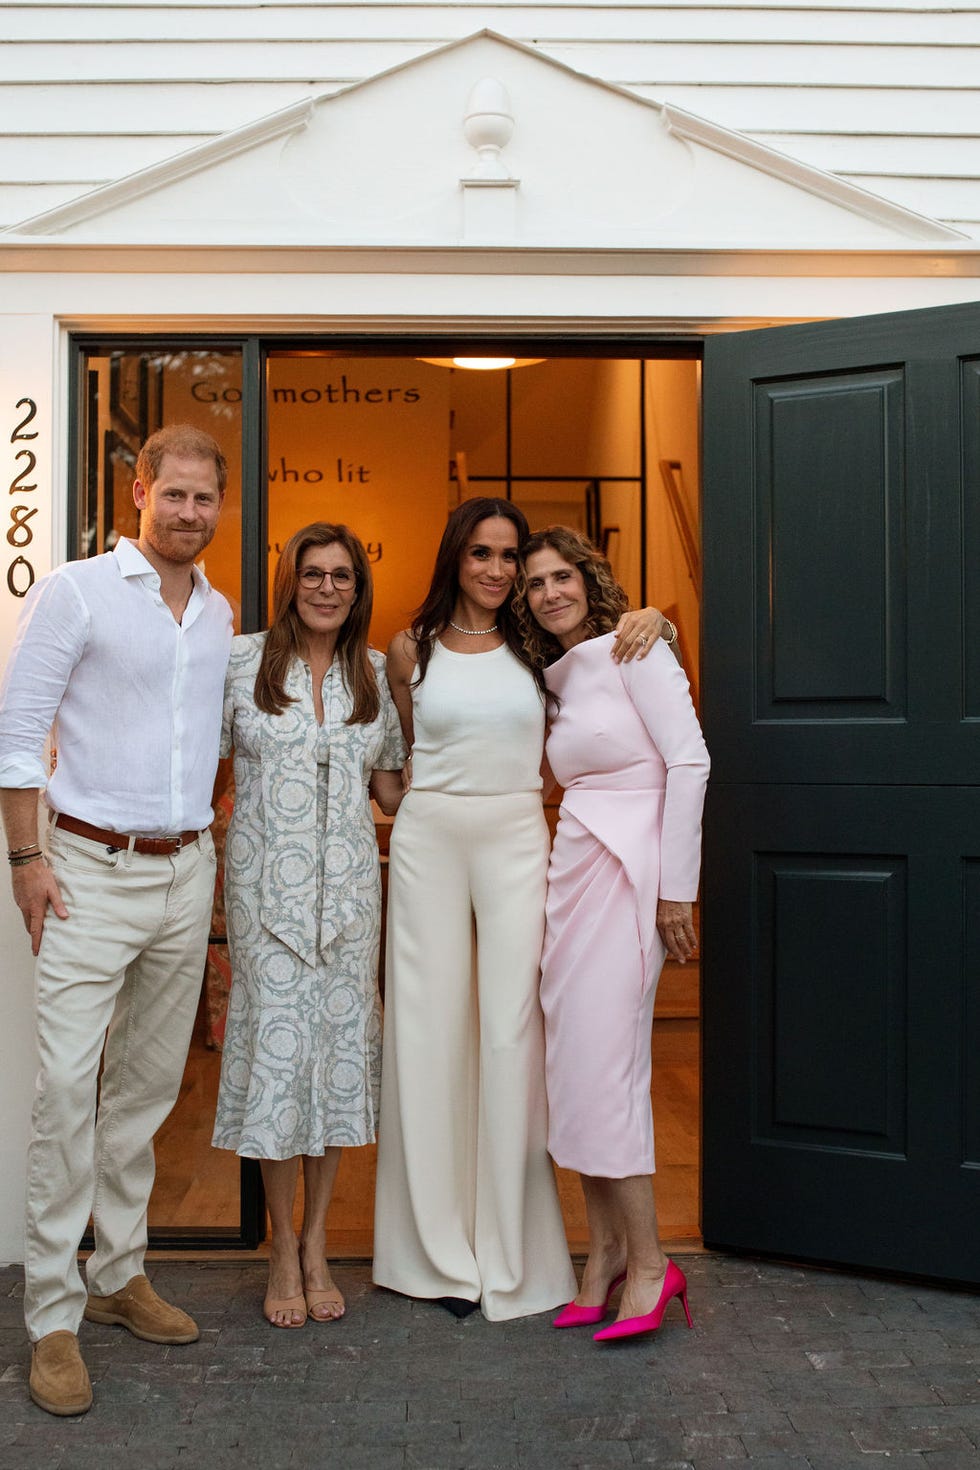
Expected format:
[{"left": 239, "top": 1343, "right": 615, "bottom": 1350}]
[
  {"left": 418, "top": 357, "right": 545, "bottom": 371},
  {"left": 454, "top": 356, "right": 516, "bottom": 370}
]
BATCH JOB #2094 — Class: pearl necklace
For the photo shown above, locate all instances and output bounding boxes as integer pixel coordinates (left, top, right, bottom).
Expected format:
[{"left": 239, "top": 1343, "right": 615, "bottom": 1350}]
[{"left": 448, "top": 619, "right": 498, "bottom": 636}]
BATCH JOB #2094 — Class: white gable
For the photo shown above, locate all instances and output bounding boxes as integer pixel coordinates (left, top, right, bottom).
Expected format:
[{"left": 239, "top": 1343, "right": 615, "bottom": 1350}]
[{"left": 6, "top": 31, "right": 962, "bottom": 249}]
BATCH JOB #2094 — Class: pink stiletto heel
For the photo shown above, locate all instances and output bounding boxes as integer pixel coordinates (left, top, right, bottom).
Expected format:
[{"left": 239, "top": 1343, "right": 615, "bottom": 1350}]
[
  {"left": 552, "top": 1270, "right": 627, "bottom": 1329},
  {"left": 592, "top": 1260, "right": 693, "bottom": 1342}
]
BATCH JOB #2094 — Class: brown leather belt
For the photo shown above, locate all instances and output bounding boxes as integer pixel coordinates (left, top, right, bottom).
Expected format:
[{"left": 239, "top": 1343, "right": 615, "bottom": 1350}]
[{"left": 52, "top": 812, "right": 201, "bottom": 856}]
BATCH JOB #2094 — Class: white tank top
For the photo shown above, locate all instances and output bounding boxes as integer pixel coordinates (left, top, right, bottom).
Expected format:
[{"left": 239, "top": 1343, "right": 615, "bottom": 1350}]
[{"left": 410, "top": 640, "right": 545, "bottom": 795}]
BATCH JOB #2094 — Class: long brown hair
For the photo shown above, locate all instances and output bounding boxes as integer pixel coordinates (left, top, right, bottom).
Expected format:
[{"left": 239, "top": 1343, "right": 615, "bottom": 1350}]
[
  {"left": 411, "top": 497, "right": 531, "bottom": 683},
  {"left": 513, "top": 525, "right": 629, "bottom": 670},
  {"left": 255, "top": 522, "right": 380, "bottom": 724}
]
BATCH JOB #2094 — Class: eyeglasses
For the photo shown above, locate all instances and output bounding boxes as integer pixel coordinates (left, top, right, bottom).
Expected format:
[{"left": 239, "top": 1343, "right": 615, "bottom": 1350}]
[{"left": 298, "top": 566, "right": 357, "bottom": 592}]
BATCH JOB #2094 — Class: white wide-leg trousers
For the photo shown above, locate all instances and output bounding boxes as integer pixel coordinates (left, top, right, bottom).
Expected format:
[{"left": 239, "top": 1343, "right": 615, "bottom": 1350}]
[
  {"left": 373, "top": 790, "right": 576, "bottom": 1321},
  {"left": 24, "top": 824, "right": 216, "bottom": 1341}
]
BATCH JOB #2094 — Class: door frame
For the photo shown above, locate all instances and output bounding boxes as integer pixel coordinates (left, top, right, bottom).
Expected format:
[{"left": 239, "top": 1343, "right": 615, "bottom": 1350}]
[{"left": 69, "top": 326, "right": 706, "bottom": 1254}]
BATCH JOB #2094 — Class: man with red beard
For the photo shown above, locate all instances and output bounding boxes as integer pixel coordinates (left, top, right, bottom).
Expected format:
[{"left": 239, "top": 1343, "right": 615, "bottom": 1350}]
[{"left": 0, "top": 424, "right": 233, "bottom": 1417}]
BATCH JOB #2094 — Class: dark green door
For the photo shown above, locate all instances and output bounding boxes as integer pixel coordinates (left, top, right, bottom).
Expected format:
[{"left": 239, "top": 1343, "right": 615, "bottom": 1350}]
[{"left": 701, "top": 300, "right": 980, "bottom": 1283}]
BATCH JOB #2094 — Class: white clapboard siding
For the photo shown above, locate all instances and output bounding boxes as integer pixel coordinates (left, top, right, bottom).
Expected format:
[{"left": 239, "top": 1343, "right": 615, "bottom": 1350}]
[
  {"left": 0, "top": 41, "right": 436, "bottom": 82},
  {"left": 730, "top": 127, "right": 980, "bottom": 236},
  {"left": 0, "top": 82, "right": 341, "bottom": 134},
  {"left": 8, "top": 0, "right": 977, "bottom": 8},
  {"left": 0, "top": 135, "right": 209, "bottom": 180},
  {"left": 752, "top": 135, "right": 980, "bottom": 179},
  {"left": 3, "top": 6, "right": 980, "bottom": 43},
  {"left": 0, "top": 182, "right": 95, "bottom": 219},
  {"left": 839, "top": 174, "right": 980, "bottom": 219},
  {"left": 540, "top": 44, "right": 980, "bottom": 89},
  {"left": 2, "top": 41, "right": 978, "bottom": 89},
  {"left": 629, "top": 87, "right": 980, "bottom": 138},
  {"left": 2, "top": 1, "right": 979, "bottom": 237}
]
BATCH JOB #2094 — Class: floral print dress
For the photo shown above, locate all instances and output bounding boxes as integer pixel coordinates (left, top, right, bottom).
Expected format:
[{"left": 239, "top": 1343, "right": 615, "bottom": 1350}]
[{"left": 212, "top": 632, "right": 405, "bottom": 1159}]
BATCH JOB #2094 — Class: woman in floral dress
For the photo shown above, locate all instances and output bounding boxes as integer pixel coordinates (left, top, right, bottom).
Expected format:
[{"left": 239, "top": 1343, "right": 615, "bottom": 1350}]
[{"left": 213, "top": 523, "right": 404, "bottom": 1327}]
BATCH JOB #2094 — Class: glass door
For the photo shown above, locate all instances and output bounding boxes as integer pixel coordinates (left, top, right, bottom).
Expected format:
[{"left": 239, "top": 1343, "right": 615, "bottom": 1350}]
[
  {"left": 72, "top": 337, "right": 701, "bottom": 1255},
  {"left": 74, "top": 340, "right": 263, "bottom": 1247}
]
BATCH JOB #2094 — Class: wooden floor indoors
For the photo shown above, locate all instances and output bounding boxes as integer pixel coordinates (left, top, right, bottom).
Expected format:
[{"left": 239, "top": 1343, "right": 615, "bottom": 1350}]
[{"left": 151, "top": 960, "right": 701, "bottom": 1258}]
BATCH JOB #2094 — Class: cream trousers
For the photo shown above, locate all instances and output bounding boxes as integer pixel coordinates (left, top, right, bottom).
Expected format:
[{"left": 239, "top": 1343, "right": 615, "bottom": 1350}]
[
  {"left": 24, "top": 824, "right": 215, "bottom": 1341},
  {"left": 373, "top": 790, "right": 576, "bottom": 1320}
]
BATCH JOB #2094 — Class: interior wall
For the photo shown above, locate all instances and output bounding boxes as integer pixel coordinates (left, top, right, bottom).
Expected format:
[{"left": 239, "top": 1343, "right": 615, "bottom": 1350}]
[
  {"left": 266, "top": 357, "right": 450, "bottom": 649},
  {"left": 510, "top": 360, "right": 639, "bottom": 479},
  {"left": 644, "top": 359, "right": 702, "bottom": 704},
  {"left": 477, "top": 358, "right": 646, "bottom": 607},
  {"left": 449, "top": 364, "right": 508, "bottom": 484},
  {"left": 587, "top": 359, "right": 643, "bottom": 603}
]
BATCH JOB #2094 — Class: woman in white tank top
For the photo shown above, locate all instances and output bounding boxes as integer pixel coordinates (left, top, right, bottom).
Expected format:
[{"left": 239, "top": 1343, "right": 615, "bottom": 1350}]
[{"left": 372, "top": 498, "right": 663, "bottom": 1320}]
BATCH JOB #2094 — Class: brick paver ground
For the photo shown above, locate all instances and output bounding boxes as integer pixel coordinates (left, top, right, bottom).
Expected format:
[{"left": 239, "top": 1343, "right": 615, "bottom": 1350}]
[{"left": 1, "top": 1255, "right": 978, "bottom": 1469}]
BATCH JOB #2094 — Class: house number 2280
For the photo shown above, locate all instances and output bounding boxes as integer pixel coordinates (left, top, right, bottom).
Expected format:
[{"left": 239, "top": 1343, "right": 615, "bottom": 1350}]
[{"left": 7, "top": 397, "right": 38, "bottom": 597}]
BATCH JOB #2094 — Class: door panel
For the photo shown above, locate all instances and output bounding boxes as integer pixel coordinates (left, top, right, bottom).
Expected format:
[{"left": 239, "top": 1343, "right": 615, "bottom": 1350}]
[
  {"left": 761, "top": 854, "right": 906, "bottom": 1146},
  {"left": 703, "top": 783, "right": 980, "bottom": 1281},
  {"left": 962, "top": 360, "right": 980, "bottom": 721},
  {"left": 757, "top": 371, "right": 905, "bottom": 716},
  {"left": 702, "top": 300, "right": 980, "bottom": 1283},
  {"left": 965, "top": 863, "right": 980, "bottom": 1168}
]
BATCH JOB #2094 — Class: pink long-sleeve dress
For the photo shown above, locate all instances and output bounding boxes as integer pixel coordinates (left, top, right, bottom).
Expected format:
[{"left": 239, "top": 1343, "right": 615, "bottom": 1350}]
[{"left": 540, "top": 632, "right": 710, "bottom": 1178}]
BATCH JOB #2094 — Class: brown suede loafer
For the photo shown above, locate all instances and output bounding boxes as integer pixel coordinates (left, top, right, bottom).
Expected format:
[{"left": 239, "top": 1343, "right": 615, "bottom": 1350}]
[
  {"left": 29, "top": 1330, "right": 93, "bottom": 1416},
  {"left": 83, "top": 1273, "right": 199, "bottom": 1344}
]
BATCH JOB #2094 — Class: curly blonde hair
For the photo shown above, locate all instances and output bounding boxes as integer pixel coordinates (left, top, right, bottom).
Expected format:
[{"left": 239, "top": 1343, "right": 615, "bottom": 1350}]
[{"left": 513, "top": 525, "right": 629, "bottom": 670}]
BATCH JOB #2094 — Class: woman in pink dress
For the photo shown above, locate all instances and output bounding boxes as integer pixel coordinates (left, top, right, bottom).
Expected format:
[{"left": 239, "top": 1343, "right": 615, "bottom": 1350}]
[{"left": 515, "top": 526, "right": 710, "bottom": 1342}]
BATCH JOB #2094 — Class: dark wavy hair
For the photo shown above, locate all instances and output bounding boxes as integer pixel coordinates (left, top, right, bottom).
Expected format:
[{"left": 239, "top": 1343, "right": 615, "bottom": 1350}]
[
  {"left": 411, "top": 497, "right": 532, "bottom": 683},
  {"left": 254, "top": 522, "right": 380, "bottom": 724},
  {"left": 513, "top": 525, "right": 629, "bottom": 670}
]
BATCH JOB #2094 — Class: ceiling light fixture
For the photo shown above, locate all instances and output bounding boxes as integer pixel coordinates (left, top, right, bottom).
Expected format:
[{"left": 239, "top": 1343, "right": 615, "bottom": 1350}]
[
  {"left": 418, "top": 357, "right": 545, "bottom": 371},
  {"left": 453, "top": 356, "right": 515, "bottom": 370}
]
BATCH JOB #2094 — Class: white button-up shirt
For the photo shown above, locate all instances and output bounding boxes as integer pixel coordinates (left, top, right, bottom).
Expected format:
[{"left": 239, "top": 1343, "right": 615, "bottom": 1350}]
[{"left": 0, "top": 538, "right": 233, "bottom": 835}]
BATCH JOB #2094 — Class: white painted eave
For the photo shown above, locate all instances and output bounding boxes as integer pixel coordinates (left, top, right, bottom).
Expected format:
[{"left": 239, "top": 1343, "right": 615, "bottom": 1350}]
[
  {"left": 2, "top": 98, "right": 318, "bottom": 238},
  {"left": 1, "top": 29, "right": 965, "bottom": 249},
  {"left": 660, "top": 106, "right": 968, "bottom": 244},
  {"left": 2, "top": 243, "right": 980, "bottom": 278}
]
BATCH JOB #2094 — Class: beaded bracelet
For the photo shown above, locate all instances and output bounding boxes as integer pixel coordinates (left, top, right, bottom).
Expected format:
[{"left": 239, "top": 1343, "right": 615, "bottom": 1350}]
[{"left": 9, "top": 850, "right": 44, "bottom": 868}]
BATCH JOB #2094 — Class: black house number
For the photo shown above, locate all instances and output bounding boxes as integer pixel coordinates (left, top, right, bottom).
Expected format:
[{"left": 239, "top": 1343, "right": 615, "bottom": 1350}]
[{"left": 7, "top": 398, "right": 38, "bottom": 597}]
